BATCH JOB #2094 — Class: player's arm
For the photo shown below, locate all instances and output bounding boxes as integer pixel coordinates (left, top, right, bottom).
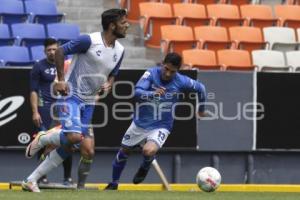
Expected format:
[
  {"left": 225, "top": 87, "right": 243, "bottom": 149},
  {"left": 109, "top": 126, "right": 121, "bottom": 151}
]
[
  {"left": 135, "top": 70, "right": 157, "bottom": 101},
  {"left": 182, "top": 76, "right": 208, "bottom": 117},
  {"left": 54, "top": 35, "right": 92, "bottom": 95},
  {"left": 30, "top": 63, "right": 42, "bottom": 127}
]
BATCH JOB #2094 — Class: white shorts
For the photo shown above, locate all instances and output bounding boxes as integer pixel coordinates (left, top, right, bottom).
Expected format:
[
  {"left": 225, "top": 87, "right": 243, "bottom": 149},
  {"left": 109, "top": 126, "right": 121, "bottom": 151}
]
[{"left": 121, "top": 122, "right": 170, "bottom": 149}]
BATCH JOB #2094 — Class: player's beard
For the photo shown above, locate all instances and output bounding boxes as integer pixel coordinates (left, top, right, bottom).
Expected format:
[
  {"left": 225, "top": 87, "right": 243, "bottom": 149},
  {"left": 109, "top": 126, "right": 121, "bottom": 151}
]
[{"left": 113, "top": 28, "right": 125, "bottom": 39}]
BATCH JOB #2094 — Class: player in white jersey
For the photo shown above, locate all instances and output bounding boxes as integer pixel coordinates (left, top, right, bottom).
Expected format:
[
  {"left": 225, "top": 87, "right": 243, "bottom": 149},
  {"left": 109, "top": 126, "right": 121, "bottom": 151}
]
[{"left": 22, "top": 8, "right": 129, "bottom": 192}]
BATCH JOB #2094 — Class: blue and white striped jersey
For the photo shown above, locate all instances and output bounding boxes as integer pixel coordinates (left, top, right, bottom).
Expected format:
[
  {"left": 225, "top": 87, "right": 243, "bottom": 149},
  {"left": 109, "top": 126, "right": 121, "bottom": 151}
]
[{"left": 62, "top": 32, "right": 124, "bottom": 102}]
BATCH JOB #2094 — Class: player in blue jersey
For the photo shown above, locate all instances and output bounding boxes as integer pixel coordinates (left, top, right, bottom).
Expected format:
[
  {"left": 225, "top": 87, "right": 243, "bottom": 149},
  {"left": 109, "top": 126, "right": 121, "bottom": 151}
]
[
  {"left": 22, "top": 8, "right": 129, "bottom": 192},
  {"left": 30, "top": 38, "right": 73, "bottom": 186},
  {"left": 104, "top": 53, "right": 207, "bottom": 190}
]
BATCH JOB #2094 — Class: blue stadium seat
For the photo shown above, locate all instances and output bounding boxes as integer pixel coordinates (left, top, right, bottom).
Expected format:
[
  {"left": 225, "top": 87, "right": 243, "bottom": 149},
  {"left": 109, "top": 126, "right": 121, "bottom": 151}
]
[
  {"left": 47, "top": 23, "right": 80, "bottom": 44},
  {"left": 0, "top": 0, "right": 28, "bottom": 24},
  {"left": 0, "top": 24, "right": 15, "bottom": 46},
  {"left": 30, "top": 45, "right": 45, "bottom": 62},
  {"left": 0, "top": 46, "right": 34, "bottom": 66},
  {"left": 24, "top": 0, "right": 65, "bottom": 24},
  {"left": 11, "top": 23, "right": 46, "bottom": 46}
]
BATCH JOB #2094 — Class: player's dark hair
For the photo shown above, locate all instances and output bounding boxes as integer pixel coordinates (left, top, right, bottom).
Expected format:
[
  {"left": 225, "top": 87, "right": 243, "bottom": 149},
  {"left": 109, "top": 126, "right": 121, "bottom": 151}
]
[
  {"left": 101, "top": 8, "right": 127, "bottom": 31},
  {"left": 163, "top": 52, "right": 182, "bottom": 69},
  {"left": 43, "top": 38, "right": 58, "bottom": 48}
]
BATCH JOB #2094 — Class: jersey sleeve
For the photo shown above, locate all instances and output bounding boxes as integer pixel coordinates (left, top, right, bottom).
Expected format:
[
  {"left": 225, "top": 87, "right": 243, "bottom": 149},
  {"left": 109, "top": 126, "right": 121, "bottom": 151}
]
[
  {"left": 135, "top": 70, "right": 155, "bottom": 100},
  {"left": 109, "top": 51, "right": 124, "bottom": 77},
  {"left": 30, "top": 62, "right": 41, "bottom": 92},
  {"left": 61, "top": 35, "right": 92, "bottom": 55},
  {"left": 182, "top": 76, "right": 206, "bottom": 113}
]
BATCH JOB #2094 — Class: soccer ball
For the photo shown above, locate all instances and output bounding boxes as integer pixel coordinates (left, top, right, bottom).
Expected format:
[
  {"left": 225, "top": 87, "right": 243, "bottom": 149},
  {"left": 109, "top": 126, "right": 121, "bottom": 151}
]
[{"left": 196, "top": 167, "right": 221, "bottom": 192}]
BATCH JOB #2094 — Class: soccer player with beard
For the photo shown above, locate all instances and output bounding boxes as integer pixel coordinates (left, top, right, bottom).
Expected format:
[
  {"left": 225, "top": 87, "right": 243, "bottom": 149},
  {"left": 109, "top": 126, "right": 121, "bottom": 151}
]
[{"left": 22, "top": 8, "right": 129, "bottom": 192}]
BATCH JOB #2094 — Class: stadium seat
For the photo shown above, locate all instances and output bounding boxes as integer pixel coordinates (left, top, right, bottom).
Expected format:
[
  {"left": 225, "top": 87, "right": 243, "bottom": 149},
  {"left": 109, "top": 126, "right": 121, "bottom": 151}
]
[
  {"left": 47, "top": 23, "right": 80, "bottom": 44},
  {"left": 229, "top": 26, "right": 267, "bottom": 52},
  {"left": 173, "top": 3, "right": 211, "bottom": 28},
  {"left": 0, "top": 46, "right": 34, "bottom": 66},
  {"left": 160, "top": 25, "right": 198, "bottom": 56},
  {"left": 24, "top": 0, "right": 65, "bottom": 24},
  {"left": 30, "top": 45, "right": 45, "bottom": 62},
  {"left": 0, "top": 0, "right": 28, "bottom": 25},
  {"left": 182, "top": 49, "right": 221, "bottom": 70},
  {"left": 285, "top": 51, "right": 300, "bottom": 71},
  {"left": 11, "top": 23, "right": 46, "bottom": 47},
  {"left": 252, "top": 50, "right": 290, "bottom": 71},
  {"left": 194, "top": 26, "right": 232, "bottom": 51},
  {"left": 263, "top": 27, "right": 299, "bottom": 52},
  {"left": 139, "top": 2, "right": 177, "bottom": 48},
  {"left": 0, "top": 24, "right": 15, "bottom": 46},
  {"left": 206, "top": 4, "right": 246, "bottom": 28},
  {"left": 274, "top": 5, "right": 300, "bottom": 28},
  {"left": 119, "top": 0, "right": 158, "bottom": 23},
  {"left": 217, "top": 49, "right": 255, "bottom": 71},
  {"left": 240, "top": 5, "right": 280, "bottom": 29}
]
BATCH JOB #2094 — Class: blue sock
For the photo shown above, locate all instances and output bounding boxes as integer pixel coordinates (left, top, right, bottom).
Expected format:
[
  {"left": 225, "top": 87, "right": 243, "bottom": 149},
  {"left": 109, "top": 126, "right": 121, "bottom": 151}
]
[
  {"left": 56, "top": 146, "right": 71, "bottom": 160},
  {"left": 112, "top": 150, "right": 128, "bottom": 183},
  {"left": 141, "top": 155, "right": 155, "bottom": 170}
]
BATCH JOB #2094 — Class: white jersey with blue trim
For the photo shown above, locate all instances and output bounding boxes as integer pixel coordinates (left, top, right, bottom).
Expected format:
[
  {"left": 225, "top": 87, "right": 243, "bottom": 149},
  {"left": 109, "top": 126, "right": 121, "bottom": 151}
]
[{"left": 62, "top": 32, "right": 124, "bottom": 102}]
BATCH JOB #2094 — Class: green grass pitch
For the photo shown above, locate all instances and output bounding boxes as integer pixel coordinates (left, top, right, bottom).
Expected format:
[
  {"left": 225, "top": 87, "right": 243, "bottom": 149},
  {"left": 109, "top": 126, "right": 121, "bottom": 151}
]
[{"left": 1, "top": 190, "right": 300, "bottom": 200}]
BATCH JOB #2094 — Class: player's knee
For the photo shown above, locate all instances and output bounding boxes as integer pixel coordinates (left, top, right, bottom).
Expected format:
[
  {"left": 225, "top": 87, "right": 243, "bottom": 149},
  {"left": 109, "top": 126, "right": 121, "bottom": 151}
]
[
  {"left": 81, "top": 147, "right": 94, "bottom": 159},
  {"left": 66, "top": 133, "right": 83, "bottom": 144},
  {"left": 142, "top": 147, "right": 157, "bottom": 157}
]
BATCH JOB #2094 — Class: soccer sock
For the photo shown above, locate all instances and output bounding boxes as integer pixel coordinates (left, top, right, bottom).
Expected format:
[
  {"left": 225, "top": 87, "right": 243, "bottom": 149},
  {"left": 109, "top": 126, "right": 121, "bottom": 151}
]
[
  {"left": 112, "top": 150, "right": 129, "bottom": 183},
  {"left": 63, "top": 155, "right": 73, "bottom": 179},
  {"left": 140, "top": 155, "right": 155, "bottom": 170},
  {"left": 27, "top": 149, "right": 64, "bottom": 182},
  {"left": 39, "top": 130, "right": 63, "bottom": 146},
  {"left": 77, "top": 157, "right": 93, "bottom": 188}
]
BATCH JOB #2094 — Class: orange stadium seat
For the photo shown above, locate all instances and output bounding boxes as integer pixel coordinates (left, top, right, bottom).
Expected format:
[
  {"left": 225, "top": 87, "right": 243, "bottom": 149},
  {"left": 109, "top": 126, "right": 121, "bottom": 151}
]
[
  {"left": 217, "top": 49, "right": 255, "bottom": 71},
  {"left": 194, "top": 26, "right": 232, "bottom": 51},
  {"left": 161, "top": 25, "right": 198, "bottom": 56},
  {"left": 139, "top": 2, "right": 177, "bottom": 48},
  {"left": 207, "top": 4, "right": 246, "bottom": 28},
  {"left": 240, "top": 5, "right": 280, "bottom": 28},
  {"left": 182, "top": 49, "right": 221, "bottom": 70},
  {"left": 173, "top": 3, "right": 211, "bottom": 28},
  {"left": 274, "top": 5, "right": 300, "bottom": 28},
  {"left": 229, "top": 26, "right": 267, "bottom": 52},
  {"left": 119, "top": 0, "right": 158, "bottom": 23}
]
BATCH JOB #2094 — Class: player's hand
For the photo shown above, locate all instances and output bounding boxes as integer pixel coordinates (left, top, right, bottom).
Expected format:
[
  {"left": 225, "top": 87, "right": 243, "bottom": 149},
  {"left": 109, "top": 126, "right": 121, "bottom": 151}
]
[
  {"left": 101, "top": 81, "right": 113, "bottom": 92},
  {"left": 198, "top": 111, "right": 210, "bottom": 118},
  {"left": 53, "top": 81, "right": 69, "bottom": 96},
  {"left": 32, "top": 112, "right": 42, "bottom": 127},
  {"left": 154, "top": 87, "right": 166, "bottom": 96}
]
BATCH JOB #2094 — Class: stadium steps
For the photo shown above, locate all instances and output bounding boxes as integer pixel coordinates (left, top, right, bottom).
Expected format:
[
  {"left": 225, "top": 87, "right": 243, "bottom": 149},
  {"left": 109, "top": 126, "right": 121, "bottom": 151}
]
[{"left": 56, "top": 0, "right": 161, "bottom": 69}]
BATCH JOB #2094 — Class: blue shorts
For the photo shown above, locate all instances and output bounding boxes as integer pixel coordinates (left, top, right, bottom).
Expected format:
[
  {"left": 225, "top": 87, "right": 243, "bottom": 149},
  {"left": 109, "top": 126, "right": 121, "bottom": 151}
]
[
  {"left": 38, "top": 102, "right": 59, "bottom": 131},
  {"left": 57, "top": 96, "right": 95, "bottom": 136}
]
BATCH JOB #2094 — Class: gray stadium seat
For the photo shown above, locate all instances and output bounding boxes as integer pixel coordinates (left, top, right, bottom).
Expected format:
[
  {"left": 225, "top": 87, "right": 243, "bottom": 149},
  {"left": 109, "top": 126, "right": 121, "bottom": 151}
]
[
  {"left": 285, "top": 51, "right": 300, "bottom": 72},
  {"left": 252, "top": 50, "right": 291, "bottom": 72},
  {"left": 263, "top": 27, "right": 300, "bottom": 52}
]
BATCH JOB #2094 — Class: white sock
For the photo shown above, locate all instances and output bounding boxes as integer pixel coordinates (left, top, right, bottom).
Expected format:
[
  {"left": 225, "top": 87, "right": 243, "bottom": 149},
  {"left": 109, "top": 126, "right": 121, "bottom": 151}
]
[
  {"left": 27, "top": 150, "right": 64, "bottom": 182},
  {"left": 39, "top": 130, "right": 61, "bottom": 146}
]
